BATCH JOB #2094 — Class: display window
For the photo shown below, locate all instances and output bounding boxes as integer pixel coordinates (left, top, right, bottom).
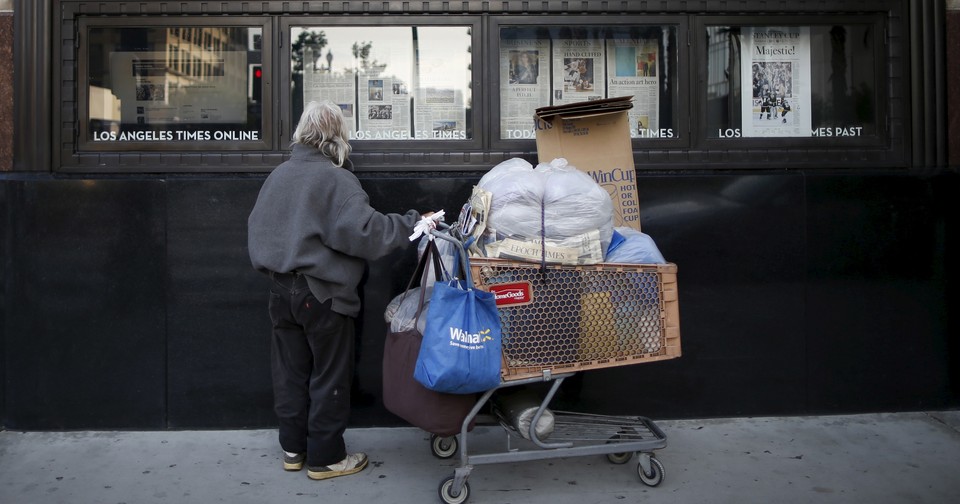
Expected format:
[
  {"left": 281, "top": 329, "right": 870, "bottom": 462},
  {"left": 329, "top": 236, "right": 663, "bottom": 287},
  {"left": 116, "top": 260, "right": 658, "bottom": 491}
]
[
  {"left": 286, "top": 23, "right": 475, "bottom": 144},
  {"left": 78, "top": 18, "right": 271, "bottom": 151},
  {"left": 495, "top": 22, "right": 684, "bottom": 144},
  {"left": 61, "top": 5, "right": 902, "bottom": 171},
  {"left": 702, "top": 18, "right": 884, "bottom": 143}
]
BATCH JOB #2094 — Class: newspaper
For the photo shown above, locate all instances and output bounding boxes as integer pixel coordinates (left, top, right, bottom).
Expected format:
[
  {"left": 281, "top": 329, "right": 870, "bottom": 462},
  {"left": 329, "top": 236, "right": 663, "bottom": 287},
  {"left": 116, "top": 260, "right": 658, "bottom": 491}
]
[
  {"left": 551, "top": 39, "right": 606, "bottom": 105},
  {"left": 413, "top": 87, "right": 468, "bottom": 140},
  {"left": 605, "top": 38, "right": 661, "bottom": 138},
  {"left": 357, "top": 71, "right": 413, "bottom": 140},
  {"left": 486, "top": 230, "right": 605, "bottom": 266},
  {"left": 741, "top": 26, "right": 812, "bottom": 137},
  {"left": 302, "top": 47, "right": 358, "bottom": 135},
  {"left": 499, "top": 39, "right": 552, "bottom": 140}
]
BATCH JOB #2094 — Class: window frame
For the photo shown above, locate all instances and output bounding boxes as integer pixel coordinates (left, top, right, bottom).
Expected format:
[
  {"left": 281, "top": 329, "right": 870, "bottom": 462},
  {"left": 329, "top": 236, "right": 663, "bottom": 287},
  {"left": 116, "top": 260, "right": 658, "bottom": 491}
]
[
  {"left": 278, "top": 16, "right": 484, "bottom": 156},
  {"left": 76, "top": 16, "right": 275, "bottom": 153},
  {"left": 692, "top": 14, "right": 890, "bottom": 151},
  {"left": 488, "top": 15, "right": 691, "bottom": 152},
  {"left": 51, "top": 2, "right": 909, "bottom": 173}
]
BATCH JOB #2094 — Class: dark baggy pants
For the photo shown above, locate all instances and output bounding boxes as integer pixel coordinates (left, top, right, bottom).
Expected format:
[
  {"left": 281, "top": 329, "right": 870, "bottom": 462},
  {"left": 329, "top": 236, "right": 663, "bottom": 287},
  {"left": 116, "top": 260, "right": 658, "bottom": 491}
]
[{"left": 267, "top": 271, "right": 354, "bottom": 467}]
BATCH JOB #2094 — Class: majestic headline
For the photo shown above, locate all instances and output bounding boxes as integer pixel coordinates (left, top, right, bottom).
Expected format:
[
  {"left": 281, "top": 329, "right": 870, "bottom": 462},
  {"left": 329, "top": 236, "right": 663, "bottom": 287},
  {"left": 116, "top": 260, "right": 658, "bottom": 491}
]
[{"left": 753, "top": 31, "right": 801, "bottom": 56}]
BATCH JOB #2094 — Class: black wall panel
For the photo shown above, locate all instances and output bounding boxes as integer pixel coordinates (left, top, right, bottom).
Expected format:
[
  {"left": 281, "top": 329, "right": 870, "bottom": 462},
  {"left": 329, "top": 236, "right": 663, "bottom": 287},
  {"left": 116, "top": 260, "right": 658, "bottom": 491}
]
[
  {"left": 3, "top": 0, "right": 951, "bottom": 431},
  {"left": 164, "top": 178, "right": 276, "bottom": 428},
  {"left": 804, "top": 174, "right": 952, "bottom": 413},
  {"left": 1, "top": 171, "right": 956, "bottom": 429},
  {"left": 614, "top": 174, "right": 809, "bottom": 419},
  {"left": 944, "top": 174, "right": 960, "bottom": 407},
  {"left": 3, "top": 178, "right": 168, "bottom": 429}
]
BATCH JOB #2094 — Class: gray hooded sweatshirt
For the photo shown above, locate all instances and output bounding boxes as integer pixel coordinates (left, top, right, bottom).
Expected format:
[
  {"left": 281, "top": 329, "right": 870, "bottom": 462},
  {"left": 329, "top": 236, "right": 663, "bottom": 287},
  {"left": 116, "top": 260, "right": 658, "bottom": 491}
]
[{"left": 247, "top": 144, "right": 420, "bottom": 317}]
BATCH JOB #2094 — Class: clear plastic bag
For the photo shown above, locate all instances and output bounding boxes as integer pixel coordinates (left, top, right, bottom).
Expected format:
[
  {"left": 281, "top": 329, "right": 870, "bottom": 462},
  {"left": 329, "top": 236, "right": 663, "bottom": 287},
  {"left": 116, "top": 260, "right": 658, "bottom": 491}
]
[
  {"left": 416, "top": 235, "right": 459, "bottom": 284},
  {"left": 492, "top": 389, "right": 555, "bottom": 441},
  {"left": 384, "top": 285, "right": 433, "bottom": 334}
]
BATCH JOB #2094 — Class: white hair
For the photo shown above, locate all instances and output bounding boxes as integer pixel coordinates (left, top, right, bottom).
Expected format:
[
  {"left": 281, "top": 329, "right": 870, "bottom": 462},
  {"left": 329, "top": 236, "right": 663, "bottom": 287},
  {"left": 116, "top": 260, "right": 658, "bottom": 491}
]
[{"left": 291, "top": 100, "right": 352, "bottom": 167}]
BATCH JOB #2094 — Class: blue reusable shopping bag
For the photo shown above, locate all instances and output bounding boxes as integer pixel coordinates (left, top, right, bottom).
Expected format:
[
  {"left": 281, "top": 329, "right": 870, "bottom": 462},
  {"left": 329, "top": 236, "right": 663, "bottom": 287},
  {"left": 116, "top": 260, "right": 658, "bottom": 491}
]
[{"left": 414, "top": 242, "right": 502, "bottom": 394}]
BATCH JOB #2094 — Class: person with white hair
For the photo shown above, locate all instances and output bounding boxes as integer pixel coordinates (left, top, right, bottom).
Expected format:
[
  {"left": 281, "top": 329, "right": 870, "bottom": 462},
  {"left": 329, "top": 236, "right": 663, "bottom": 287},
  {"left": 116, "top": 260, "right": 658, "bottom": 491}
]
[{"left": 247, "top": 100, "right": 431, "bottom": 480}]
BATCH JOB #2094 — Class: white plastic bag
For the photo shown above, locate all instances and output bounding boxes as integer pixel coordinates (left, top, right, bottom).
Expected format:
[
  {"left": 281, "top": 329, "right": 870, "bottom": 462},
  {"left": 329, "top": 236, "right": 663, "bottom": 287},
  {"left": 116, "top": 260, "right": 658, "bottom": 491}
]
[
  {"left": 480, "top": 158, "right": 544, "bottom": 240},
  {"left": 538, "top": 158, "right": 614, "bottom": 253},
  {"left": 478, "top": 157, "right": 614, "bottom": 263}
]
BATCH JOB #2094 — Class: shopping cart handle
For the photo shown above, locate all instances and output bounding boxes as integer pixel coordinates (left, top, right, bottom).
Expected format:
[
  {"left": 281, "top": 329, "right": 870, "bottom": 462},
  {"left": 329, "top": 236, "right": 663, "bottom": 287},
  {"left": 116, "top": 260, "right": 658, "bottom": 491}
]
[
  {"left": 425, "top": 222, "right": 478, "bottom": 287},
  {"left": 426, "top": 222, "right": 462, "bottom": 252}
]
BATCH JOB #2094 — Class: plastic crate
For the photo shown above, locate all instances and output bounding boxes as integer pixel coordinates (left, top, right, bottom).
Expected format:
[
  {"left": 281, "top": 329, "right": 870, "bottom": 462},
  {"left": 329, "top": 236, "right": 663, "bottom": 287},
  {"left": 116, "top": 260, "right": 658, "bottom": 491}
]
[{"left": 469, "top": 257, "right": 681, "bottom": 381}]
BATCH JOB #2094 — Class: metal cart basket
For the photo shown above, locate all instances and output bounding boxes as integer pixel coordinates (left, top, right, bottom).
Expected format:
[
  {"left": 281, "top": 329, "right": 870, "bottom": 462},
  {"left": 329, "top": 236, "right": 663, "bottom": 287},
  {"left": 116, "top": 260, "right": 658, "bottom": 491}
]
[
  {"left": 471, "top": 257, "right": 681, "bottom": 381},
  {"left": 428, "top": 231, "right": 682, "bottom": 504}
]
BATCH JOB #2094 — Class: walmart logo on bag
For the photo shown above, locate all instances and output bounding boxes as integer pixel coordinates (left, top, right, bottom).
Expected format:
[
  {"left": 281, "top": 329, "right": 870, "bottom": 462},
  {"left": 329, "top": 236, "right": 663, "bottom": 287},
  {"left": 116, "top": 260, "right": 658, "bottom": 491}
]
[{"left": 449, "top": 327, "right": 493, "bottom": 345}]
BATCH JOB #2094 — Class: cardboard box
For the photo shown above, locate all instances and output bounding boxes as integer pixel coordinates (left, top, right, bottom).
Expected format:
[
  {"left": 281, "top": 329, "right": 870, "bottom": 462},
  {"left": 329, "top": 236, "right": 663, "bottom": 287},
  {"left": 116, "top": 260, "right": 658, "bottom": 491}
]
[{"left": 534, "top": 96, "right": 641, "bottom": 230}]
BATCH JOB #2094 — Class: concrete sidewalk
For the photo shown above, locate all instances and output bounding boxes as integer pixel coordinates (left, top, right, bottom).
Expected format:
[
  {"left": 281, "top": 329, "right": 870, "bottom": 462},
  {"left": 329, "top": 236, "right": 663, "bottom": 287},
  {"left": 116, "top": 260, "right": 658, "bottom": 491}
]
[{"left": 2, "top": 411, "right": 959, "bottom": 504}]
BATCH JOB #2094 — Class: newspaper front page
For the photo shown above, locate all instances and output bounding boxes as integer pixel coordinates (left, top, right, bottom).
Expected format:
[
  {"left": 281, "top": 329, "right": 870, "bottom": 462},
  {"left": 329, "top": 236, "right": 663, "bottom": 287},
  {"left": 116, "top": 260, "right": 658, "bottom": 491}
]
[
  {"left": 302, "top": 47, "right": 358, "bottom": 135},
  {"left": 605, "top": 38, "right": 661, "bottom": 138},
  {"left": 551, "top": 39, "right": 606, "bottom": 105},
  {"left": 741, "top": 26, "right": 812, "bottom": 137},
  {"left": 357, "top": 72, "right": 413, "bottom": 140},
  {"left": 499, "top": 39, "right": 552, "bottom": 140},
  {"left": 413, "top": 87, "right": 468, "bottom": 140}
]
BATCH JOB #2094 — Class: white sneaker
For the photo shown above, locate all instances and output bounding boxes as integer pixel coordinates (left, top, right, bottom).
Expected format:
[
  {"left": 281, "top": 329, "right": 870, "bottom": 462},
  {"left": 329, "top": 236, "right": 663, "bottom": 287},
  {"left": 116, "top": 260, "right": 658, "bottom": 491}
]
[
  {"left": 282, "top": 451, "right": 305, "bottom": 471},
  {"left": 306, "top": 452, "right": 368, "bottom": 480}
]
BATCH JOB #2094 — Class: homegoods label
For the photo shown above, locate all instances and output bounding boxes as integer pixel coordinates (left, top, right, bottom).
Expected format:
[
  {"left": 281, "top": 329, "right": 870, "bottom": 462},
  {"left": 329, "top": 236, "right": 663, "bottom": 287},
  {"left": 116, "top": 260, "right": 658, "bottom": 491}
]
[{"left": 488, "top": 282, "right": 533, "bottom": 307}]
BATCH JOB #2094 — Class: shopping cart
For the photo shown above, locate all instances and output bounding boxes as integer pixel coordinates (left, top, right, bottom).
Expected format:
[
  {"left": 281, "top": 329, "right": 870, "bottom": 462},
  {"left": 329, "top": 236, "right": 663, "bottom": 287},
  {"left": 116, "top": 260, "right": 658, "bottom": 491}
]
[{"left": 426, "top": 227, "right": 681, "bottom": 504}]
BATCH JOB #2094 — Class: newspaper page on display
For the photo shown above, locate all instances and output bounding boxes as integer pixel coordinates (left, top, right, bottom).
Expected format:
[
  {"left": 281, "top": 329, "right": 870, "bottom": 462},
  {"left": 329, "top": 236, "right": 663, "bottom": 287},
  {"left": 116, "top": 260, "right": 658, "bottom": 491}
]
[
  {"left": 413, "top": 87, "right": 468, "bottom": 140},
  {"left": 302, "top": 48, "right": 358, "bottom": 136},
  {"left": 499, "top": 39, "right": 551, "bottom": 140},
  {"left": 606, "top": 38, "right": 663, "bottom": 139},
  {"left": 741, "top": 26, "right": 812, "bottom": 137},
  {"left": 551, "top": 39, "right": 606, "bottom": 105},
  {"left": 107, "top": 51, "right": 248, "bottom": 138},
  {"left": 357, "top": 72, "right": 413, "bottom": 140},
  {"left": 412, "top": 29, "right": 470, "bottom": 141}
]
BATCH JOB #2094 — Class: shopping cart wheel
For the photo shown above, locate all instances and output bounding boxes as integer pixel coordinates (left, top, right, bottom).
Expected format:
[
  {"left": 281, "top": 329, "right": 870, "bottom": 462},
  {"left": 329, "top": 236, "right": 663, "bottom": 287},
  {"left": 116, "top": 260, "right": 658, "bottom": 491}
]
[
  {"left": 605, "top": 435, "right": 633, "bottom": 464},
  {"left": 637, "top": 455, "right": 664, "bottom": 487},
  {"left": 438, "top": 474, "right": 470, "bottom": 504},
  {"left": 430, "top": 434, "right": 459, "bottom": 459}
]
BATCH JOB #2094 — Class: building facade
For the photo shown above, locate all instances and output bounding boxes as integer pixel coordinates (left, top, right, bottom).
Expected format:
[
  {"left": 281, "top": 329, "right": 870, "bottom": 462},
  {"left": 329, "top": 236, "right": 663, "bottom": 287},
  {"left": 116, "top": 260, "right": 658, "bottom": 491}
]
[{"left": 1, "top": 0, "right": 958, "bottom": 429}]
